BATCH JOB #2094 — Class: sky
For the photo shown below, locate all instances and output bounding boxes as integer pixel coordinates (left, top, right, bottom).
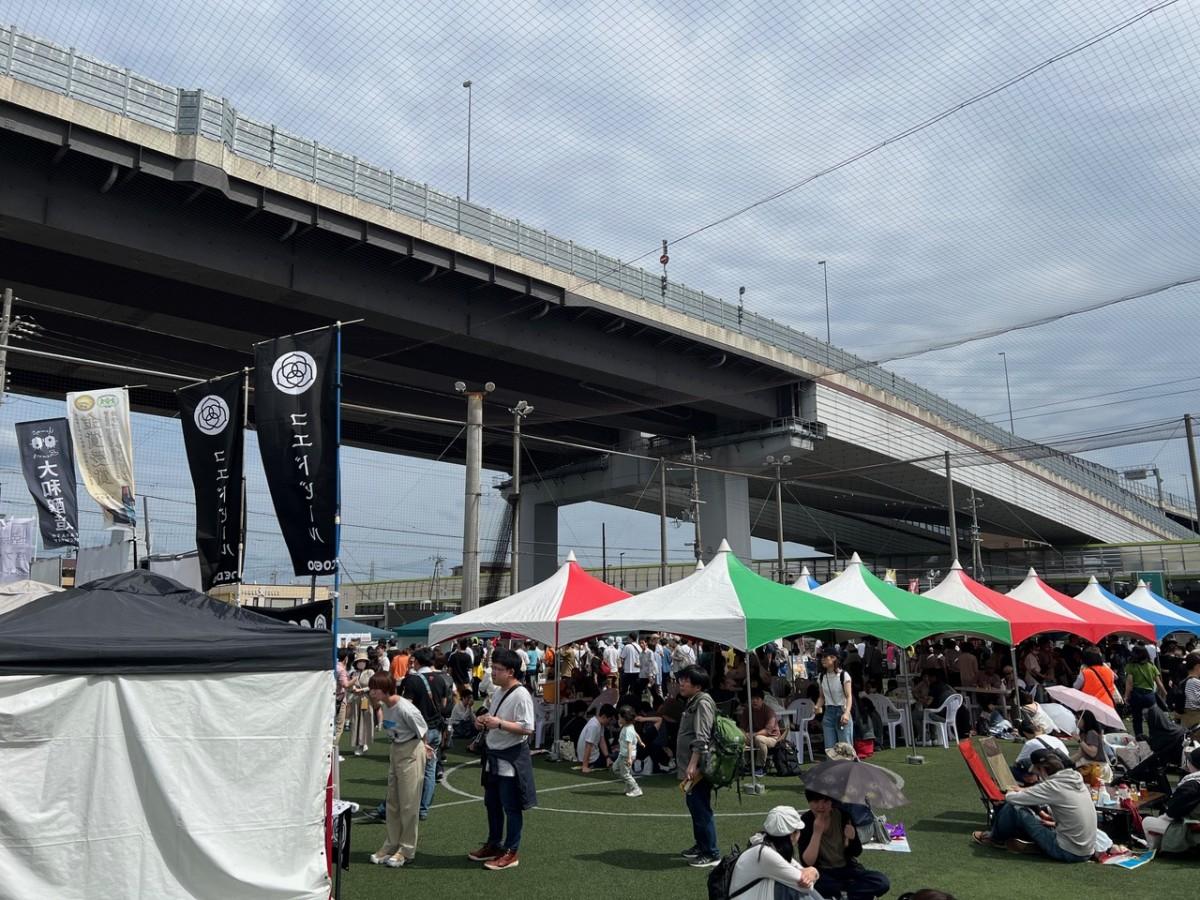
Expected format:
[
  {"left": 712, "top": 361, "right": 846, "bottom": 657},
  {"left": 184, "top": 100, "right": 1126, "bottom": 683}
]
[{"left": 3, "top": 1, "right": 1199, "bottom": 579}]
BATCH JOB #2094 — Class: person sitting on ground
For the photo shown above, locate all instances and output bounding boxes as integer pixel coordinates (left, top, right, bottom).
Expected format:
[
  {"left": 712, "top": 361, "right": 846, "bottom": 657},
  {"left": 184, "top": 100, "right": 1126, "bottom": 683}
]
[
  {"left": 1073, "top": 710, "right": 1114, "bottom": 781},
  {"left": 973, "top": 747, "right": 1096, "bottom": 863},
  {"left": 798, "top": 790, "right": 891, "bottom": 900},
  {"left": 726, "top": 806, "right": 824, "bottom": 900},
  {"left": 449, "top": 687, "right": 477, "bottom": 741},
  {"left": 1011, "top": 713, "right": 1070, "bottom": 785},
  {"left": 738, "top": 689, "right": 783, "bottom": 777},
  {"left": 1018, "top": 691, "right": 1057, "bottom": 736},
  {"left": 576, "top": 704, "right": 616, "bottom": 774},
  {"left": 1142, "top": 746, "right": 1200, "bottom": 851}
]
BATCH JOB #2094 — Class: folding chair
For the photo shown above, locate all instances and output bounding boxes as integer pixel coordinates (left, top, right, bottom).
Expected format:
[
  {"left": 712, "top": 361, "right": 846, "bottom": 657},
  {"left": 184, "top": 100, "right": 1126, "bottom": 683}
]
[
  {"left": 786, "top": 697, "right": 815, "bottom": 763},
  {"left": 958, "top": 738, "right": 1006, "bottom": 827}
]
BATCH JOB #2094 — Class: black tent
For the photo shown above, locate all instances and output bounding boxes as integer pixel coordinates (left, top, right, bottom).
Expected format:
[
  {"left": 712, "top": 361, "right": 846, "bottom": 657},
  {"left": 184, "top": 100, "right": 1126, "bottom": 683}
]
[{"left": 0, "top": 570, "right": 331, "bottom": 674}]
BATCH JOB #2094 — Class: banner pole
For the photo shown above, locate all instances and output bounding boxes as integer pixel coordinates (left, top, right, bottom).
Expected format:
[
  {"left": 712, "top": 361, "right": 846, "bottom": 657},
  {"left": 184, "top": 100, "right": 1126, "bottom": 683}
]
[
  {"left": 332, "top": 322, "right": 344, "bottom": 800},
  {"left": 236, "top": 367, "right": 250, "bottom": 605}
]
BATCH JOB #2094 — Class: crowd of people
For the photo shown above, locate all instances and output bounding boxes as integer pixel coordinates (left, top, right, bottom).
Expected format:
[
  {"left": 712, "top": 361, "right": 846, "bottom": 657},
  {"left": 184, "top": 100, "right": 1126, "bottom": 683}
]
[{"left": 332, "top": 626, "right": 1200, "bottom": 889}]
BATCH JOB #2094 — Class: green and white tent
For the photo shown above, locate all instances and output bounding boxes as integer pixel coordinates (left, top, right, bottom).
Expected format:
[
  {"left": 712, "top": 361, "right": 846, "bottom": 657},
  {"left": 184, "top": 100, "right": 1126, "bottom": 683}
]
[
  {"left": 557, "top": 540, "right": 901, "bottom": 651},
  {"left": 812, "top": 553, "right": 1012, "bottom": 646}
]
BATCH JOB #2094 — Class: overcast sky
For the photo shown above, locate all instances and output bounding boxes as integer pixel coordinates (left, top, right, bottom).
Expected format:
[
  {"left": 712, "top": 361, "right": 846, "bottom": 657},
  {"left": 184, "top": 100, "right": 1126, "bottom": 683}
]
[{"left": 3, "top": 1, "right": 1199, "bottom": 579}]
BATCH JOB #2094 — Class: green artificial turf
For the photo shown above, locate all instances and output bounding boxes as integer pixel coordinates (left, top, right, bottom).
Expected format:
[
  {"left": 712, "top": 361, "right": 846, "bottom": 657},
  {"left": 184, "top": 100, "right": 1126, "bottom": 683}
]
[{"left": 336, "top": 736, "right": 1198, "bottom": 899}]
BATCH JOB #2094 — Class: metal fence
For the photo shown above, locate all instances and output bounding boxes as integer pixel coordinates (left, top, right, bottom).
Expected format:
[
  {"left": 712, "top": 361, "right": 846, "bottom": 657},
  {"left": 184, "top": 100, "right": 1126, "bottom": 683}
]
[{"left": 2, "top": 26, "right": 1192, "bottom": 533}]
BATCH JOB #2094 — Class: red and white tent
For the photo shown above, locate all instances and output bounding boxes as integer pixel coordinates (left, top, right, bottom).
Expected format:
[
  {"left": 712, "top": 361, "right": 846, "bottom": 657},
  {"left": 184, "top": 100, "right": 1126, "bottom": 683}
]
[
  {"left": 427, "top": 551, "right": 630, "bottom": 647},
  {"left": 1006, "top": 568, "right": 1154, "bottom": 642},
  {"left": 924, "top": 561, "right": 1093, "bottom": 643}
]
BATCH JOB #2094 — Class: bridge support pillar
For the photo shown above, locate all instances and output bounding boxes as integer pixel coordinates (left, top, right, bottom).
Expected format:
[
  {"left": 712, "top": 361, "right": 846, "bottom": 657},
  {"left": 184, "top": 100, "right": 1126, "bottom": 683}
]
[
  {"left": 697, "top": 469, "right": 751, "bottom": 561},
  {"left": 517, "top": 496, "right": 559, "bottom": 592}
]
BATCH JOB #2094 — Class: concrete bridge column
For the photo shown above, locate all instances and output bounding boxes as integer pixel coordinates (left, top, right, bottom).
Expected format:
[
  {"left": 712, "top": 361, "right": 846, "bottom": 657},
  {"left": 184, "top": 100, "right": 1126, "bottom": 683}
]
[
  {"left": 517, "top": 494, "right": 559, "bottom": 591},
  {"left": 697, "top": 470, "right": 751, "bottom": 561}
]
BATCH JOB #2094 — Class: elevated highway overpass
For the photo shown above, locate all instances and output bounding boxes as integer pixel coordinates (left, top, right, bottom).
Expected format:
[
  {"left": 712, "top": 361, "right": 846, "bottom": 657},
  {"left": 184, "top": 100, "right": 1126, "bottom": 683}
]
[{"left": 0, "top": 27, "right": 1192, "bottom": 587}]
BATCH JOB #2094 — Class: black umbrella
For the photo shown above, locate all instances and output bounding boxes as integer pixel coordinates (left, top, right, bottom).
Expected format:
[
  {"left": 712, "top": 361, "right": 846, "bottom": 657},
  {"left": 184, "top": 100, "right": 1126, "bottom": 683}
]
[{"left": 801, "top": 758, "right": 909, "bottom": 809}]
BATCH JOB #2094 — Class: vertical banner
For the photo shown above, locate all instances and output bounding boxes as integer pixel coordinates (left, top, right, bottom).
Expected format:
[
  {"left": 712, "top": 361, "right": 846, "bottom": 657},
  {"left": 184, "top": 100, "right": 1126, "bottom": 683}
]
[
  {"left": 15, "top": 418, "right": 79, "bottom": 548},
  {"left": 0, "top": 518, "right": 36, "bottom": 583},
  {"left": 66, "top": 387, "right": 136, "bottom": 529},
  {"left": 254, "top": 329, "right": 338, "bottom": 576},
  {"left": 178, "top": 372, "right": 245, "bottom": 590}
]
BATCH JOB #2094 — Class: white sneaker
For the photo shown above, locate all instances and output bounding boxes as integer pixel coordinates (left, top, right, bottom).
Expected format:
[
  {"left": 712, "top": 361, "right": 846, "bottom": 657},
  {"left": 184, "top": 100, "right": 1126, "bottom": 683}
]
[
  {"left": 625, "top": 787, "right": 644, "bottom": 798},
  {"left": 338, "top": 755, "right": 346, "bottom": 762},
  {"left": 369, "top": 850, "right": 393, "bottom": 865},
  {"left": 384, "top": 854, "right": 409, "bottom": 868},
  {"left": 353, "top": 749, "right": 365, "bottom": 757}
]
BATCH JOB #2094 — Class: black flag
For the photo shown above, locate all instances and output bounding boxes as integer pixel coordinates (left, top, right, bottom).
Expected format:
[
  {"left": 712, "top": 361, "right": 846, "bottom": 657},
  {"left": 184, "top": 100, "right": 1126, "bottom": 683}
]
[
  {"left": 179, "top": 372, "right": 246, "bottom": 590},
  {"left": 254, "top": 328, "right": 338, "bottom": 576},
  {"left": 15, "top": 418, "right": 79, "bottom": 548}
]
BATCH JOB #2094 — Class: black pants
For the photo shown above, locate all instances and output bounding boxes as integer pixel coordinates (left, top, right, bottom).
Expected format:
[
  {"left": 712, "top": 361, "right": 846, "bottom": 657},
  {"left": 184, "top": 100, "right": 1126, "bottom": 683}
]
[{"left": 814, "top": 864, "right": 890, "bottom": 900}]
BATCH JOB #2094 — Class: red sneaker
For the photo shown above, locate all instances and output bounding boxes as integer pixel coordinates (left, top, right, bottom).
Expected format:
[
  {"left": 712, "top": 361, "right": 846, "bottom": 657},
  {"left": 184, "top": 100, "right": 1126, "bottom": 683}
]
[
  {"left": 467, "top": 844, "right": 502, "bottom": 862},
  {"left": 483, "top": 849, "right": 520, "bottom": 870}
]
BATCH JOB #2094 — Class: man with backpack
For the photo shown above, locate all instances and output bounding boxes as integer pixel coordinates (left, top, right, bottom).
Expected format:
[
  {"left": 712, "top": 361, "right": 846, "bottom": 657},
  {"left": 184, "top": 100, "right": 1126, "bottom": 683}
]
[
  {"left": 677, "top": 664, "right": 720, "bottom": 868},
  {"left": 402, "top": 648, "right": 451, "bottom": 820}
]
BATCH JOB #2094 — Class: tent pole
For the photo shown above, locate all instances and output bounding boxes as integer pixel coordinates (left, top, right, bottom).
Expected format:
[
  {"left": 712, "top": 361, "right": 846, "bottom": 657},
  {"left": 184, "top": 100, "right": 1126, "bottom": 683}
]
[
  {"left": 332, "top": 322, "right": 344, "bottom": 799},
  {"left": 745, "top": 658, "right": 762, "bottom": 794},
  {"left": 550, "top": 636, "right": 562, "bottom": 761},
  {"left": 901, "top": 650, "right": 922, "bottom": 764},
  {"left": 1010, "top": 645, "right": 1021, "bottom": 719}
]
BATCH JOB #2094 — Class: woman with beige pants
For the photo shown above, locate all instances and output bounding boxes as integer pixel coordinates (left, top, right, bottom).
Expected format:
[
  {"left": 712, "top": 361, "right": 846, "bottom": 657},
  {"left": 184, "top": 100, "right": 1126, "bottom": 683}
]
[{"left": 367, "top": 672, "right": 430, "bottom": 868}]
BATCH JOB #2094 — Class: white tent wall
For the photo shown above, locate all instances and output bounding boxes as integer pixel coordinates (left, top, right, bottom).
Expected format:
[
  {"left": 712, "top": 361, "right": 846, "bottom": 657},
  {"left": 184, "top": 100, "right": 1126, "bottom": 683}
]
[{"left": 0, "top": 670, "right": 333, "bottom": 900}]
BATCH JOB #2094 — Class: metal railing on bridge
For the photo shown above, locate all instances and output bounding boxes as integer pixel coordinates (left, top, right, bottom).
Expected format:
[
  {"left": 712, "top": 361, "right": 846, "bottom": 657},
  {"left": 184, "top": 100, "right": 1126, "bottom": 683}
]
[{"left": 1, "top": 26, "right": 1192, "bottom": 534}]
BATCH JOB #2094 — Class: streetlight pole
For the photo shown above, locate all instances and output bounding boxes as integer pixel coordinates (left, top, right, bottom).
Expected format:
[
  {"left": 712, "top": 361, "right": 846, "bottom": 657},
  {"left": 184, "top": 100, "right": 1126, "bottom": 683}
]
[
  {"left": 998, "top": 352, "right": 1015, "bottom": 434},
  {"left": 456, "top": 379, "right": 494, "bottom": 611},
  {"left": 766, "top": 454, "right": 791, "bottom": 582},
  {"left": 619, "top": 551, "right": 625, "bottom": 589},
  {"left": 462, "top": 80, "right": 473, "bottom": 203},
  {"left": 509, "top": 400, "right": 533, "bottom": 592},
  {"left": 817, "top": 261, "right": 830, "bottom": 345}
]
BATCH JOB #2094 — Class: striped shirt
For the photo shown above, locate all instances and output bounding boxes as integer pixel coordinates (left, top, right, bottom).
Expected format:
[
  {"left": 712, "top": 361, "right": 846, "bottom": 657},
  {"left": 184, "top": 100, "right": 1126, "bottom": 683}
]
[{"left": 1185, "top": 676, "right": 1200, "bottom": 711}]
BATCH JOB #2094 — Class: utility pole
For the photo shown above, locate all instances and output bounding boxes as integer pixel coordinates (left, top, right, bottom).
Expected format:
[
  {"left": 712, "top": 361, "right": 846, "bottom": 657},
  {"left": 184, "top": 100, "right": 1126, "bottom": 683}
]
[
  {"left": 0, "top": 288, "right": 13, "bottom": 402},
  {"left": 767, "top": 454, "right": 792, "bottom": 582},
  {"left": 509, "top": 399, "right": 533, "bottom": 592},
  {"left": 944, "top": 451, "right": 958, "bottom": 563},
  {"left": 142, "top": 495, "right": 152, "bottom": 558},
  {"left": 456, "top": 379, "right": 493, "bottom": 611},
  {"left": 430, "top": 555, "right": 444, "bottom": 607},
  {"left": 1186, "top": 414, "right": 1200, "bottom": 535},
  {"left": 968, "top": 488, "right": 984, "bottom": 580},
  {"left": 689, "top": 435, "right": 704, "bottom": 561},
  {"left": 602, "top": 522, "right": 607, "bottom": 581},
  {"left": 659, "top": 459, "right": 668, "bottom": 588},
  {"left": 817, "top": 261, "right": 830, "bottom": 345}
]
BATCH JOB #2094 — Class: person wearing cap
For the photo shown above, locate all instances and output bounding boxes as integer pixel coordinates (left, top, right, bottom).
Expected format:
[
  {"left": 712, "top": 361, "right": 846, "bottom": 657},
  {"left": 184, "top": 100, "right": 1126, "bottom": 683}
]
[
  {"left": 798, "top": 789, "right": 890, "bottom": 900},
  {"left": 1142, "top": 745, "right": 1200, "bottom": 851},
  {"left": 348, "top": 648, "right": 375, "bottom": 756},
  {"left": 727, "top": 805, "right": 823, "bottom": 899},
  {"left": 972, "top": 746, "right": 1096, "bottom": 862},
  {"left": 813, "top": 647, "right": 854, "bottom": 752}
]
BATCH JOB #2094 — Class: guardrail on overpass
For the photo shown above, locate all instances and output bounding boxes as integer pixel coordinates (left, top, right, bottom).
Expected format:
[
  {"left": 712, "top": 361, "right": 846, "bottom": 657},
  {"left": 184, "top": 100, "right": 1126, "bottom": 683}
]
[{"left": 1, "top": 26, "right": 1193, "bottom": 532}]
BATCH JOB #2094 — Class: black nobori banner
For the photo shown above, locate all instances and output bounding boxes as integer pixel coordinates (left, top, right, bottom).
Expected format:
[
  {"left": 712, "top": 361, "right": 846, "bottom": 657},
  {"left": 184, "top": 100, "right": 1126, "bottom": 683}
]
[
  {"left": 254, "top": 329, "right": 338, "bottom": 576},
  {"left": 179, "top": 372, "right": 246, "bottom": 590},
  {"left": 15, "top": 418, "right": 79, "bottom": 549}
]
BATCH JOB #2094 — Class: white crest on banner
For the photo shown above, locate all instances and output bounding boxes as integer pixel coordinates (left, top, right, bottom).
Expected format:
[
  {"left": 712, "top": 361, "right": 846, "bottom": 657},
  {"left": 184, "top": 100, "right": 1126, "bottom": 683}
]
[
  {"left": 193, "top": 395, "right": 231, "bottom": 435},
  {"left": 314, "top": 614, "right": 328, "bottom": 630},
  {"left": 271, "top": 350, "right": 318, "bottom": 395}
]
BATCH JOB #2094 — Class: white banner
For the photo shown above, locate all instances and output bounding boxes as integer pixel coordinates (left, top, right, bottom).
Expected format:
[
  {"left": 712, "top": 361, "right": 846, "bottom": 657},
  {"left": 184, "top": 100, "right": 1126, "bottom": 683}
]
[
  {"left": 0, "top": 517, "right": 36, "bottom": 584},
  {"left": 66, "top": 388, "right": 137, "bottom": 529}
]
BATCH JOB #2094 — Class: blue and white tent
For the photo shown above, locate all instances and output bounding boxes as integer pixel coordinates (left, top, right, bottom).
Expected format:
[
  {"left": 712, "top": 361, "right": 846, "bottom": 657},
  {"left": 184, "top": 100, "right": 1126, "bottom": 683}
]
[
  {"left": 791, "top": 565, "right": 820, "bottom": 592},
  {"left": 1075, "top": 576, "right": 1200, "bottom": 641},
  {"left": 1116, "top": 579, "right": 1200, "bottom": 639}
]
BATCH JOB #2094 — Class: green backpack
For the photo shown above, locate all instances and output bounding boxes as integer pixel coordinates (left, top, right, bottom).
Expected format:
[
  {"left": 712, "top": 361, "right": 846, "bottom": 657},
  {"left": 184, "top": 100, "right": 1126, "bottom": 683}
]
[{"left": 704, "top": 713, "right": 747, "bottom": 792}]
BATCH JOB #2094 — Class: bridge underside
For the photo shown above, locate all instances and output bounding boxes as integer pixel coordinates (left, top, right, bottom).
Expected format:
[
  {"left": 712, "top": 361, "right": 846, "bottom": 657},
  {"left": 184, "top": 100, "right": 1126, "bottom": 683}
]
[{"left": 0, "top": 102, "right": 1172, "bottom": 560}]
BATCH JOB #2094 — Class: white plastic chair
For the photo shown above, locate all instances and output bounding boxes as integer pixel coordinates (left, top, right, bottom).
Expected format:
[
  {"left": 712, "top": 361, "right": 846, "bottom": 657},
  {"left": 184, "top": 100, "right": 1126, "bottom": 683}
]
[
  {"left": 922, "top": 693, "right": 963, "bottom": 749},
  {"left": 787, "top": 698, "right": 815, "bottom": 762},
  {"left": 867, "top": 692, "right": 910, "bottom": 749}
]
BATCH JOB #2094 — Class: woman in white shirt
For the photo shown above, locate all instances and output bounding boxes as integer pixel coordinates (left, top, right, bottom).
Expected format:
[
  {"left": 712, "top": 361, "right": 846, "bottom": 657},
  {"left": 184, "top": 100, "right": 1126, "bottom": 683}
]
[
  {"left": 367, "top": 672, "right": 430, "bottom": 869},
  {"left": 727, "top": 806, "right": 824, "bottom": 899},
  {"left": 813, "top": 648, "right": 853, "bottom": 751}
]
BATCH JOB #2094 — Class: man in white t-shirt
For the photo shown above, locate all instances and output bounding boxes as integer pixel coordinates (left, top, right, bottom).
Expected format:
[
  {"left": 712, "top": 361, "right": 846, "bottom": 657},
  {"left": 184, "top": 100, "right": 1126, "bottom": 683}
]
[
  {"left": 603, "top": 640, "right": 621, "bottom": 678},
  {"left": 576, "top": 704, "right": 616, "bottom": 773},
  {"left": 467, "top": 648, "right": 536, "bottom": 871},
  {"left": 619, "top": 633, "right": 641, "bottom": 697}
]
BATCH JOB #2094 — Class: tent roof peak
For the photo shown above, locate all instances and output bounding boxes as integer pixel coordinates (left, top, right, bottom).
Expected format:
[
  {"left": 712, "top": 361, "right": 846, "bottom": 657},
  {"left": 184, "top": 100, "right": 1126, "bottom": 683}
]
[
  {"left": 565, "top": 550, "right": 577, "bottom": 563},
  {"left": 715, "top": 538, "right": 733, "bottom": 554}
]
